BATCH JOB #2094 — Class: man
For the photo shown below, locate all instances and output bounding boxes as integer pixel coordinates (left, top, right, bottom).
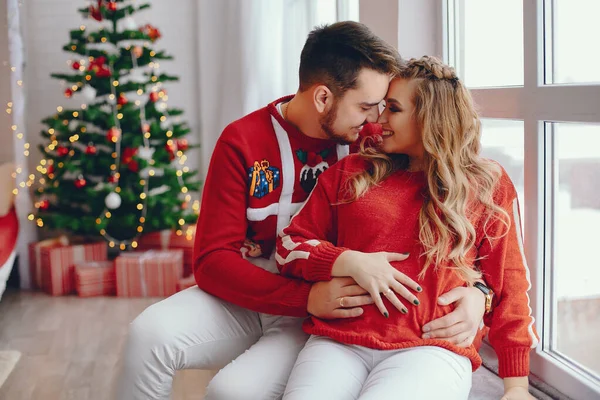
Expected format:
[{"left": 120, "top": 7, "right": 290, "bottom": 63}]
[{"left": 116, "top": 21, "right": 486, "bottom": 400}]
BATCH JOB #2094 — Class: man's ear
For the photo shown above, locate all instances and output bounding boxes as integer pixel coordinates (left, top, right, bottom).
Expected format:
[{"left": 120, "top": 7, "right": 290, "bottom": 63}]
[
  {"left": 313, "top": 85, "right": 333, "bottom": 114},
  {"left": 0, "top": 162, "right": 16, "bottom": 217}
]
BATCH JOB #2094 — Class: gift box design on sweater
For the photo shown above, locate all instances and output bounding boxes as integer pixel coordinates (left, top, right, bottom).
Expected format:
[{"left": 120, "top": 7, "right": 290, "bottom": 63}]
[{"left": 247, "top": 159, "right": 280, "bottom": 198}]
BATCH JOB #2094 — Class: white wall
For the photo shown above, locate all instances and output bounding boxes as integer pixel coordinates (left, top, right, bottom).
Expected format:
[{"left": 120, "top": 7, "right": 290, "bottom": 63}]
[{"left": 359, "top": 0, "right": 442, "bottom": 60}]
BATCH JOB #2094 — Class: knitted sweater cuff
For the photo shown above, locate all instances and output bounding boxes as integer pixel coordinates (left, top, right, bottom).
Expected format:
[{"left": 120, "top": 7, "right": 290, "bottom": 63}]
[
  {"left": 497, "top": 347, "right": 531, "bottom": 378},
  {"left": 305, "top": 243, "right": 348, "bottom": 281}
]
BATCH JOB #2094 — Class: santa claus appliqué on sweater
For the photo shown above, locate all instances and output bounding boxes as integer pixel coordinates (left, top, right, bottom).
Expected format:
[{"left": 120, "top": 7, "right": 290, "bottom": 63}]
[{"left": 296, "top": 149, "right": 332, "bottom": 193}]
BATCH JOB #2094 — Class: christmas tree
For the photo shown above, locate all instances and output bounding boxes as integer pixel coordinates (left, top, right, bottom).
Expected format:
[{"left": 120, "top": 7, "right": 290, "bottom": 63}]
[{"left": 33, "top": 0, "right": 201, "bottom": 250}]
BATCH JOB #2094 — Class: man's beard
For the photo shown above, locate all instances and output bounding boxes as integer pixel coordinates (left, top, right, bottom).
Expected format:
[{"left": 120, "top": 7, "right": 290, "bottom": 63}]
[{"left": 319, "top": 102, "right": 356, "bottom": 145}]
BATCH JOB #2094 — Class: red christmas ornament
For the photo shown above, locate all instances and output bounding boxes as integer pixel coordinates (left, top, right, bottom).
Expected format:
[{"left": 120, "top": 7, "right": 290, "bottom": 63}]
[
  {"left": 47, "top": 164, "right": 54, "bottom": 175},
  {"left": 176, "top": 139, "right": 189, "bottom": 151},
  {"left": 127, "top": 160, "right": 139, "bottom": 172},
  {"left": 89, "top": 0, "right": 103, "bottom": 21},
  {"left": 88, "top": 56, "right": 111, "bottom": 78},
  {"left": 107, "top": 1, "right": 117, "bottom": 12},
  {"left": 57, "top": 146, "right": 69, "bottom": 157},
  {"left": 107, "top": 127, "right": 121, "bottom": 143},
  {"left": 85, "top": 143, "right": 97, "bottom": 155},
  {"left": 165, "top": 142, "right": 176, "bottom": 160},
  {"left": 74, "top": 176, "right": 87, "bottom": 189},
  {"left": 121, "top": 147, "right": 137, "bottom": 164},
  {"left": 108, "top": 174, "right": 118, "bottom": 183},
  {"left": 117, "top": 93, "right": 128, "bottom": 106},
  {"left": 39, "top": 200, "right": 50, "bottom": 211},
  {"left": 149, "top": 92, "right": 159, "bottom": 103},
  {"left": 141, "top": 123, "right": 150, "bottom": 133},
  {"left": 139, "top": 24, "right": 162, "bottom": 42},
  {"left": 181, "top": 201, "right": 189, "bottom": 210},
  {"left": 72, "top": 61, "right": 81, "bottom": 70},
  {"left": 64, "top": 88, "right": 73, "bottom": 98}
]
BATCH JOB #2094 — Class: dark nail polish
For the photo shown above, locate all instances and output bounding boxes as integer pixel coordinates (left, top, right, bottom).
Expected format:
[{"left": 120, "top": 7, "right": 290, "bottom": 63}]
[
  {"left": 384, "top": 312, "right": 389, "bottom": 318},
  {"left": 402, "top": 252, "right": 410, "bottom": 256},
  {"left": 416, "top": 286, "right": 423, "bottom": 292},
  {"left": 413, "top": 299, "right": 420, "bottom": 305},
  {"left": 401, "top": 308, "right": 408, "bottom": 314}
]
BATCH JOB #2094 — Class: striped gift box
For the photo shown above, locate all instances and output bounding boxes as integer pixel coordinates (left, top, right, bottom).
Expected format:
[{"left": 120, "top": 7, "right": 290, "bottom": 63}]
[
  {"left": 115, "top": 250, "right": 184, "bottom": 297},
  {"left": 137, "top": 228, "right": 195, "bottom": 277},
  {"left": 74, "top": 261, "right": 116, "bottom": 297},
  {"left": 40, "top": 241, "right": 108, "bottom": 296},
  {"left": 28, "top": 236, "right": 69, "bottom": 289}
]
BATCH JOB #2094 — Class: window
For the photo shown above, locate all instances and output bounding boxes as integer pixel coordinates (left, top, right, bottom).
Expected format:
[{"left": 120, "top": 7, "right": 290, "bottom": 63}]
[
  {"left": 545, "top": 0, "right": 600, "bottom": 84},
  {"left": 548, "top": 122, "right": 600, "bottom": 378},
  {"left": 446, "top": 1, "right": 600, "bottom": 398}
]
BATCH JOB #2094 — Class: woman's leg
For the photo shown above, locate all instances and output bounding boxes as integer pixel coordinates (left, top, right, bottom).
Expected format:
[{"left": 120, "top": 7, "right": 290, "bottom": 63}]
[
  {"left": 114, "top": 286, "right": 262, "bottom": 400},
  {"left": 358, "top": 346, "right": 472, "bottom": 400},
  {"left": 205, "top": 314, "right": 309, "bottom": 400},
  {"left": 283, "top": 335, "right": 370, "bottom": 400}
]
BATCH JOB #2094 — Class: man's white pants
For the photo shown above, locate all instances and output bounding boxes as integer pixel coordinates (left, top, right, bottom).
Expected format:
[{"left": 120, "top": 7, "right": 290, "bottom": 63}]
[
  {"left": 114, "top": 284, "right": 308, "bottom": 400},
  {"left": 284, "top": 335, "right": 473, "bottom": 400}
]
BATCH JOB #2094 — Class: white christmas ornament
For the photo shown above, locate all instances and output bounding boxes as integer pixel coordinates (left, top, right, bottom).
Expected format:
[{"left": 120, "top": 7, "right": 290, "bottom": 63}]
[
  {"left": 69, "top": 120, "right": 79, "bottom": 131},
  {"left": 138, "top": 146, "right": 155, "bottom": 161},
  {"left": 160, "top": 118, "right": 171, "bottom": 130},
  {"left": 105, "top": 192, "right": 122, "bottom": 209},
  {"left": 123, "top": 16, "right": 137, "bottom": 31},
  {"left": 156, "top": 101, "right": 168, "bottom": 112},
  {"left": 81, "top": 85, "right": 97, "bottom": 102}
]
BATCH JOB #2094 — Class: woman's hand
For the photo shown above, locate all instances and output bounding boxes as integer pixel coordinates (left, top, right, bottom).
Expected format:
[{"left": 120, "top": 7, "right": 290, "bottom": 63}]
[{"left": 332, "top": 250, "right": 421, "bottom": 317}]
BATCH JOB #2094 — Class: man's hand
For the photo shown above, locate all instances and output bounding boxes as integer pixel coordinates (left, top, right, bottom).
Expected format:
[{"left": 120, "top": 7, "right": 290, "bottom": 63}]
[
  {"left": 421, "top": 286, "right": 485, "bottom": 347},
  {"left": 307, "top": 277, "right": 374, "bottom": 319}
]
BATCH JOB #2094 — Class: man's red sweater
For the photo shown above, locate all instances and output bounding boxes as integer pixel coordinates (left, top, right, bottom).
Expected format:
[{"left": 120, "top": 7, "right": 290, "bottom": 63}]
[
  {"left": 276, "top": 154, "right": 539, "bottom": 377},
  {"left": 193, "top": 96, "right": 349, "bottom": 317}
]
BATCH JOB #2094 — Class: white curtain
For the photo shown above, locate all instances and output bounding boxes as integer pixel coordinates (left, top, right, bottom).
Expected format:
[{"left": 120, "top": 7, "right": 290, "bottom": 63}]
[{"left": 196, "top": 0, "right": 344, "bottom": 176}]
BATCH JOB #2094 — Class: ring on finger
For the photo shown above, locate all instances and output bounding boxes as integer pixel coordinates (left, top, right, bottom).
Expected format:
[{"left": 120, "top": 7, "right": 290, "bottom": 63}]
[
  {"left": 383, "top": 288, "right": 393, "bottom": 297},
  {"left": 339, "top": 297, "right": 345, "bottom": 308}
]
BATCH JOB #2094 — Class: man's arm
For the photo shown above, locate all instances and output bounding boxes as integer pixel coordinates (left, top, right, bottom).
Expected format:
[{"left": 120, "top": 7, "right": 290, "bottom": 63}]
[{"left": 193, "top": 133, "right": 311, "bottom": 317}]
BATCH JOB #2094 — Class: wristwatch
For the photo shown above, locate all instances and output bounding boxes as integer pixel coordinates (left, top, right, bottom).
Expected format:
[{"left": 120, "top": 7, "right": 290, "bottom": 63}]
[{"left": 473, "top": 281, "right": 494, "bottom": 314}]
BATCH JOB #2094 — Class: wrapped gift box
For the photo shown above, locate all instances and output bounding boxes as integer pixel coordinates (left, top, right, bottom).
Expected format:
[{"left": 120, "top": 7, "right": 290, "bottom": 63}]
[
  {"left": 28, "top": 236, "right": 69, "bottom": 289},
  {"left": 137, "top": 228, "right": 194, "bottom": 276},
  {"left": 39, "top": 240, "right": 108, "bottom": 296},
  {"left": 74, "top": 261, "right": 116, "bottom": 297},
  {"left": 176, "top": 275, "right": 197, "bottom": 292},
  {"left": 115, "top": 249, "right": 184, "bottom": 297},
  {"left": 247, "top": 160, "right": 280, "bottom": 198}
]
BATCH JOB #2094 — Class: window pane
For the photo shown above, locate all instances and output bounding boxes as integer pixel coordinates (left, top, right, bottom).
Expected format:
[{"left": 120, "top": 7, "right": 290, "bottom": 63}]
[
  {"left": 546, "top": 0, "right": 600, "bottom": 84},
  {"left": 459, "top": 0, "right": 523, "bottom": 87},
  {"left": 479, "top": 119, "right": 525, "bottom": 222},
  {"left": 551, "top": 122, "right": 600, "bottom": 379}
]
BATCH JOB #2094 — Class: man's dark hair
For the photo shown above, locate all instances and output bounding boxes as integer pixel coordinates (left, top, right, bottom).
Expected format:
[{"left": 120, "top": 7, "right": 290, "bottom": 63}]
[{"left": 299, "top": 21, "right": 402, "bottom": 97}]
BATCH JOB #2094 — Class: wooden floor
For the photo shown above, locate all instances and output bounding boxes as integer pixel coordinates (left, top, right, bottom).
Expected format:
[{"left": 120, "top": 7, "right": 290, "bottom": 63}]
[{"left": 0, "top": 289, "right": 213, "bottom": 400}]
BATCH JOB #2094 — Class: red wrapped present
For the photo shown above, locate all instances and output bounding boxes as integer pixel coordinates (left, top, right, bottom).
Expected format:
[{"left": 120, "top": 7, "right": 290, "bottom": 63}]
[
  {"left": 137, "top": 228, "right": 195, "bottom": 276},
  {"left": 74, "top": 261, "right": 116, "bottom": 297},
  {"left": 115, "top": 250, "right": 183, "bottom": 297},
  {"left": 176, "top": 275, "right": 197, "bottom": 292},
  {"left": 29, "top": 236, "right": 69, "bottom": 289},
  {"left": 40, "top": 241, "right": 108, "bottom": 296}
]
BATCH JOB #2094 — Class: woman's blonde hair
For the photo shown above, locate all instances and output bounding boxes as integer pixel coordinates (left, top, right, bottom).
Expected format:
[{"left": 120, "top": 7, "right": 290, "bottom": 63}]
[{"left": 347, "top": 56, "right": 510, "bottom": 284}]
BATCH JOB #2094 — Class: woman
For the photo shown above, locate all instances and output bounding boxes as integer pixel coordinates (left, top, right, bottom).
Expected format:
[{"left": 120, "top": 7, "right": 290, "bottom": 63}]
[{"left": 276, "top": 56, "right": 538, "bottom": 400}]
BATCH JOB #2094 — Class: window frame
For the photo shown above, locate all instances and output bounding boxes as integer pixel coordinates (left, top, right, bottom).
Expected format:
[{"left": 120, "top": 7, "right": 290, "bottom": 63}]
[{"left": 444, "top": 0, "right": 600, "bottom": 398}]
